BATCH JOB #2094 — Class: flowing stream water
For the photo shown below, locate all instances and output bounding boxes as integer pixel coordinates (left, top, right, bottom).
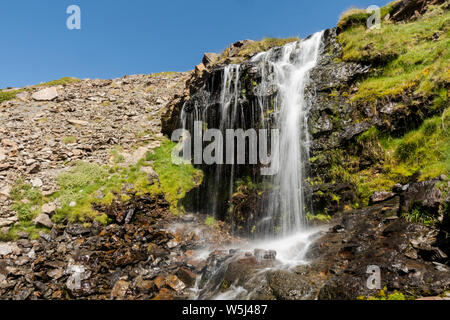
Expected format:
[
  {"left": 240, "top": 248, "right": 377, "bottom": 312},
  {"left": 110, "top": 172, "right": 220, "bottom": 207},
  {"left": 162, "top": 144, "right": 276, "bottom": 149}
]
[{"left": 182, "top": 32, "right": 325, "bottom": 299}]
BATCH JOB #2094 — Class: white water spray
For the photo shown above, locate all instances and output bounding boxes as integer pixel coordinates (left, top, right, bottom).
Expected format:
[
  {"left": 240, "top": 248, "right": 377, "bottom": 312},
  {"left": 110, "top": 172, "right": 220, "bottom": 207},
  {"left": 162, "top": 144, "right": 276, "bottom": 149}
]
[{"left": 255, "top": 31, "right": 324, "bottom": 237}]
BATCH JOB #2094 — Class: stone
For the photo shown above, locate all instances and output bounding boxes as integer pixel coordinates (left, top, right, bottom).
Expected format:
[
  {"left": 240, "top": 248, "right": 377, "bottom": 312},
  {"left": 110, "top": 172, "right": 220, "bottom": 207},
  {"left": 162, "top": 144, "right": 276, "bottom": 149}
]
[
  {"left": 65, "top": 224, "right": 90, "bottom": 236},
  {"left": 25, "top": 159, "right": 37, "bottom": 165},
  {"left": 176, "top": 267, "right": 197, "bottom": 287},
  {"left": 195, "top": 63, "right": 206, "bottom": 77},
  {"left": 166, "top": 275, "right": 185, "bottom": 292},
  {"left": 68, "top": 119, "right": 89, "bottom": 126},
  {"left": 135, "top": 278, "right": 155, "bottom": 292},
  {"left": 369, "top": 191, "right": 396, "bottom": 205},
  {"left": 27, "top": 163, "right": 40, "bottom": 174},
  {"left": 202, "top": 52, "right": 219, "bottom": 67},
  {"left": 42, "top": 203, "right": 56, "bottom": 215},
  {"left": 152, "top": 288, "right": 173, "bottom": 300},
  {"left": 399, "top": 180, "right": 442, "bottom": 215},
  {"left": 31, "top": 87, "right": 58, "bottom": 101},
  {"left": 0, "top": 243, "right": 13, "bottom": 256},
  {"left": 153, "top": 275, "right": 166, "bottom": 289},
  {"left": 166, "top": 239, "right": 178, "bottom": 249},
  {"left": 33, "top": 213, "right": 54, "bottom": 228},
  {"left": 141, "top": 166, "right": 158, "bottom": 181},
  {"left": 0, "top": 149, "right": 6, "bottom": 162},
  {"left": 39, "top": 231, "right": 52, "bottom": 241},
  {"left": 31, "top": 178, "right": 43, "bottom": 188},
  {"left": 0, "top": 215, "right": 17, "bottom": 227},
  {"left": 111, "top": 280, "right": 129, "bottom": 299},
  {"left": 147, "top": 243, "right": 168, "bottom": 258}
]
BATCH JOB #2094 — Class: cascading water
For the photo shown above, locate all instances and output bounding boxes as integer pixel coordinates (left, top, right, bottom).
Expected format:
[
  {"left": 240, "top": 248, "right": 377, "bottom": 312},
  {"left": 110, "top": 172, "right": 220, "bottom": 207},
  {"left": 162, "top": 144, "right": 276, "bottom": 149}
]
[{"left": 255, "top": 31, "right": 324, "bottom": 238}]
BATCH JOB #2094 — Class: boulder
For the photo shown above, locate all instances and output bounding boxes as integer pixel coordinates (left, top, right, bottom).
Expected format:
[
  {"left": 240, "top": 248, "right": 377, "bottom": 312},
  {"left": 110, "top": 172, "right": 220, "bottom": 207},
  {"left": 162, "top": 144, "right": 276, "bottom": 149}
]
[
  {"left": 202, "top": 53, "right": 219, "bottom": 67},
  {"left": 31, "top": 87, "right": 58, "bottom": 101},
  {"left": 42, "top": 203, "right": 57, "bottom": 215},
  {"left": 176, "top": 267, "right": 197, "bottom": 287},
  {"left": 111, "top": 280, "right": 129, "bottom": 299},
  {"left": 33, "top": 213, "right": 54, "bottom": 228},
  {"left": 369, "top": 191, "right": 396, "bottom": 205},
  {"left": 0, "top": 216, "right": 18, "bottom": 227},
  {"left": 166, "top": 275, "right": 186, "bottom": 292},
  {"left": 0, "top": 243, "right": 14, "bottom": 256},
  {"left": 399, "top": 180, "right": 442, "bottom": 215},
  {"left": 194, "top": 63, "right": 206, "bottom": 77}
]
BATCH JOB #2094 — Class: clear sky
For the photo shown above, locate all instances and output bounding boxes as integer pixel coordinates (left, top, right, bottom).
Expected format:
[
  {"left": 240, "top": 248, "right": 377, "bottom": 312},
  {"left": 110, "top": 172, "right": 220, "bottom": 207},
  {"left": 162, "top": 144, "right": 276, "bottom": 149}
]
[{"left": 0, "top": 0, "right": 389, "bottom": 88}]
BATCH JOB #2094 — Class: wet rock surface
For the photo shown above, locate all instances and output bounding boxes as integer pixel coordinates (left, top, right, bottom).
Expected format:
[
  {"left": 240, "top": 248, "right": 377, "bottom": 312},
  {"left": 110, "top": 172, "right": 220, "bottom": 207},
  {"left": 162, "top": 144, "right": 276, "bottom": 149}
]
[{"left": 195, "top": 197, "right": 449, "bottom": 300}]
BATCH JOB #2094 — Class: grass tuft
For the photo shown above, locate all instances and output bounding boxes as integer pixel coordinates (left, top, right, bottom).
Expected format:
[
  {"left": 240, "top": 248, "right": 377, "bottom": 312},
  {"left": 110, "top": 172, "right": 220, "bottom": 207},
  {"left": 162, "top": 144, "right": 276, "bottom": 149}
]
[{"left": 146, "top": 139, "right": 203, "bottom": 214}]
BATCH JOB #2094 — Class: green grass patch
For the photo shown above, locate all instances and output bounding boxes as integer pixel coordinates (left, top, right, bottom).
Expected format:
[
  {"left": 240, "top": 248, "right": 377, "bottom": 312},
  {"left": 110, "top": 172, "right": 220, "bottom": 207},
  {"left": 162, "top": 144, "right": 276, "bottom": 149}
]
[
  {"left": 63, "top": 136, "right": 77, "bottom": 144},
  {"left": 358, "top": 287, "right": 411, "bottom": 300},
  {"left": 1, "top": 180, "right": 48, "bottom": 240},
  {"left": 338, "top": 1, "right": 401, "bottom": 30},
  {"left": 306, "top": 213, "right": 332, "bottom": 222},
  {"left": 145, "top": 139, "right": 203, "bottom": 214},
  {"left": 381, "top": 107, "right": 450, "bottom": 181},
  {"left": 205, "top": 216, "right": 217, "bottom": 227},
  {"left": 216, "top": 37, "right": 300, "bottom": 65},
  {"left": 237, "top": 37, "right": 299, "bottom": 58},
  {"left": 109, "top": 146, "right": 125, "bottom": 164},
  {"left": 0, "top": 89, "right": 21, "bottom": 103},
  {"left": 338, "top": 4, "right": 449, "bottom": 103},
  {"left": 6, "top": 139, "right": 203, "bottom": 227},
  {"left": 50, "top": 160, "right": 158, "bottom": 224},
  {"left": 37, "top": 77, "right": 81, "bottom": 87}
]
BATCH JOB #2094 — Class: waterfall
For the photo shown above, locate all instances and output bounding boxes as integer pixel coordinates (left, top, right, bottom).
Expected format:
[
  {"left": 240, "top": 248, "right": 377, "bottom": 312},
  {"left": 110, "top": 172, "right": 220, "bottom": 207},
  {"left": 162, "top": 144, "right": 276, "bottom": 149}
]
[
  {"left": 188, "top": 32, "right": 325, "bottom": 299},
  {"left": 255, "top": 31, "right": 324, "bottom": 237},
  {"left": 181, "top": 31, "right": 324, "bottom": 239}
]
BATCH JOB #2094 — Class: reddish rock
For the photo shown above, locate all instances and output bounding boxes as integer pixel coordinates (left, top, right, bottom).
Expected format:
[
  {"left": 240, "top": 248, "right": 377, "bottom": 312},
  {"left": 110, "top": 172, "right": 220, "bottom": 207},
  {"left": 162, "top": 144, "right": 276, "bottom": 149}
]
[{"left": 176, "top": 267, "right": 197, "bottom": 287}]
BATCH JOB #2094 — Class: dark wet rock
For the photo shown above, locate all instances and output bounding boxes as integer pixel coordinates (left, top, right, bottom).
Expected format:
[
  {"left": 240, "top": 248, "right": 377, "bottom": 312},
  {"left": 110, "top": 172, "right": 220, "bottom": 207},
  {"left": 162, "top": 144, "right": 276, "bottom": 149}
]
[
  {"left": 65, "top": 224, "right": 91, "bottom": 236},
  {"left": 313, "top": 199, "right": 450, "bottom": 299},
  {"left": 196, "top": 197, "right": 449, "bottom": 300},
  {"left": 267, "top": 270, "right": 316, "bottom": 300},
  {"left": 176, "top": 267, "right": 197, "bottom": 287},
  {"left": 254, "top": 249, "right": 277, "bottom": 261},
  {"left": 312, "top": 183, "right": 357, "bottom": 216},
  {"left": 398, "top": 179, "right": 443, "bottom": 216}
]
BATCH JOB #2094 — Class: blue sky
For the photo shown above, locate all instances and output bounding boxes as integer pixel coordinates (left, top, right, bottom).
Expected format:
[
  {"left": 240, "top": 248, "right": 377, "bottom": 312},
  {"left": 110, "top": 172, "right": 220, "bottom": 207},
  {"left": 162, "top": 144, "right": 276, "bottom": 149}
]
[{"left": 0, "top": 0, "right": 389, "bottom": 88}]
